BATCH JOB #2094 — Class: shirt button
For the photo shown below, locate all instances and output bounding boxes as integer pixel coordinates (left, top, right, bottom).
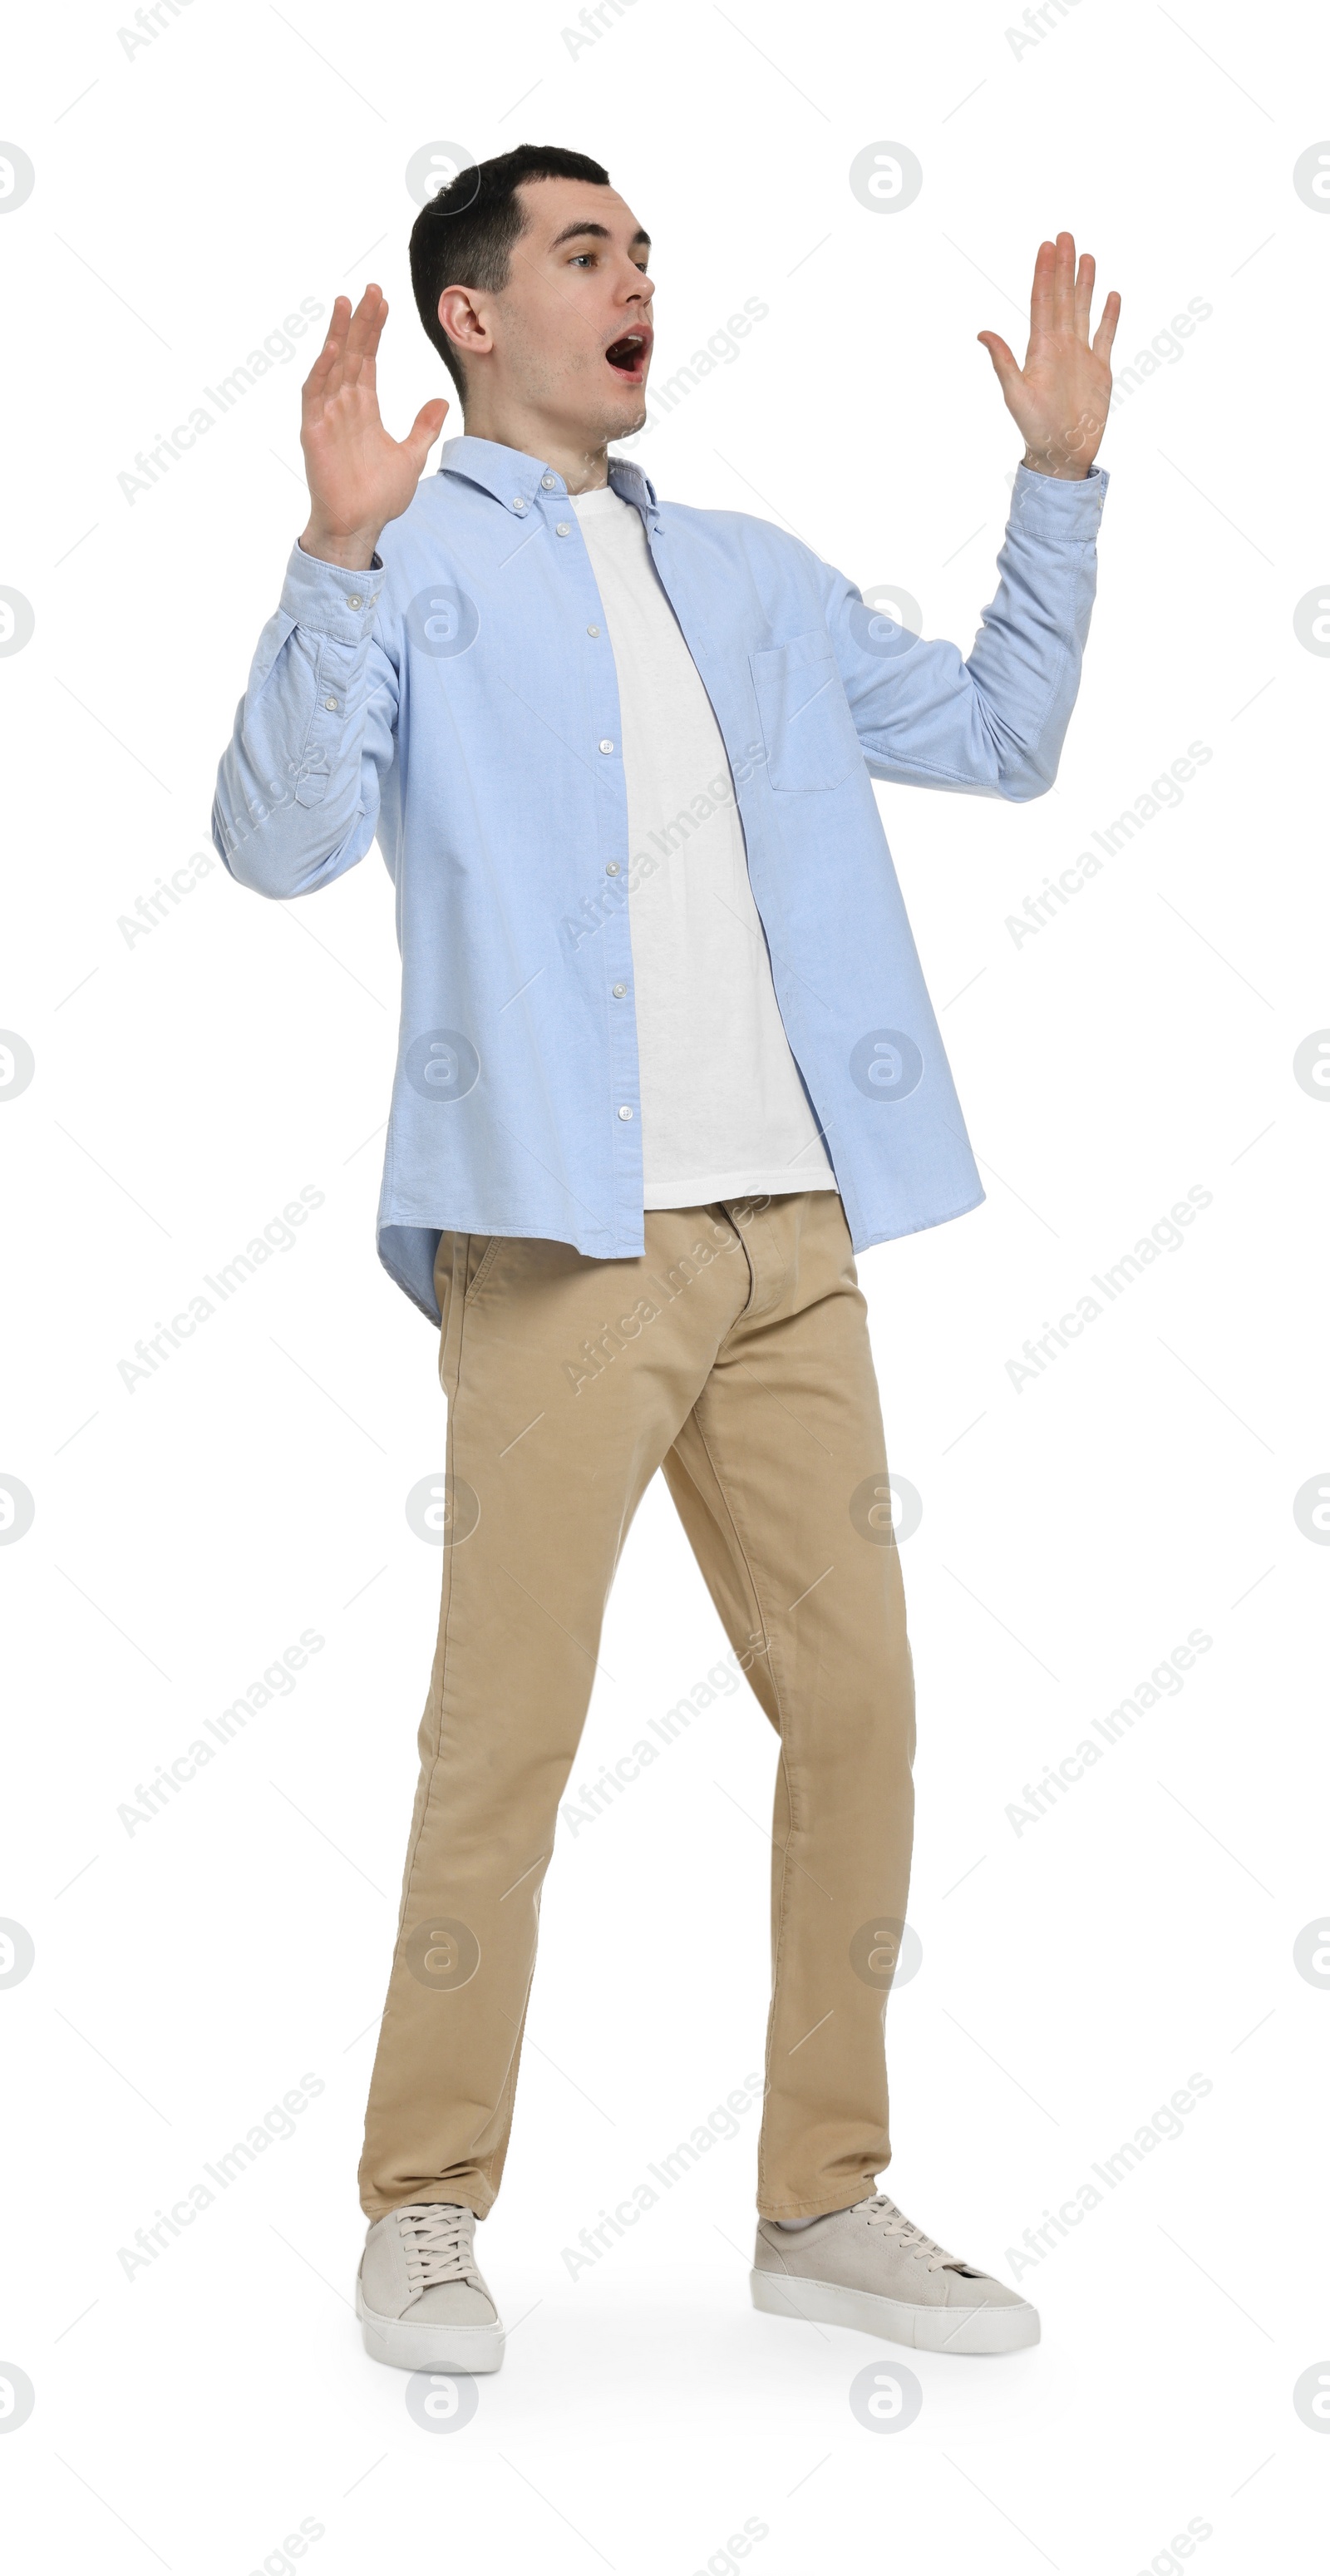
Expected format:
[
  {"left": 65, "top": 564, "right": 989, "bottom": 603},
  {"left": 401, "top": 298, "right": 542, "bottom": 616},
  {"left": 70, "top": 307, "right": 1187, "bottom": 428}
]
[
  {"left": 612, "top": 983, "right": 626, "bottom": 997},
  {"left": 512, "top": 497, "right": 529, "bottom": 514},
  {"left": 540, "top": 473, "right": 557, "bottom": 490},
  {"left": 323, "top": 696, "right": 338, "bottom": 711},
  {"left": 345, "top": 594, "right": 362, "bottom": 609},
  {"left": 555, "top": 521, "right": 572, "bottom": 536},
  {"left": 605, "top": 861, "right": 619, "bottom": 876},
  {"left": 598, "top": 738, "right": 614, "bottom": 754},
  {"left": 618, "top": 1105, "right": 634, "bottom": 1120},
  {"left": 587, "top": 624, "right": 600, "bottom": 637}
]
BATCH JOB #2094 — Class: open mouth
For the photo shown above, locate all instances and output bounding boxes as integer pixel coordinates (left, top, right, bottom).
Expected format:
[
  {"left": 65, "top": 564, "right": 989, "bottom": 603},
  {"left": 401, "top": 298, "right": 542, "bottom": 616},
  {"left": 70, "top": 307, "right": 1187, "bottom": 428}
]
[{"left": 604, "top": 329, "right": 651, "bottom": 382}]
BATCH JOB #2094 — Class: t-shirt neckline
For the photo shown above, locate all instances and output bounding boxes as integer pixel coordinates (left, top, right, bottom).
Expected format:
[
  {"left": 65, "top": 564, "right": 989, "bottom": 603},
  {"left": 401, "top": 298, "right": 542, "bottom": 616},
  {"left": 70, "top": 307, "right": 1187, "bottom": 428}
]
[{"left": 570, "top": 485, "right": 626, "bottom": 515}]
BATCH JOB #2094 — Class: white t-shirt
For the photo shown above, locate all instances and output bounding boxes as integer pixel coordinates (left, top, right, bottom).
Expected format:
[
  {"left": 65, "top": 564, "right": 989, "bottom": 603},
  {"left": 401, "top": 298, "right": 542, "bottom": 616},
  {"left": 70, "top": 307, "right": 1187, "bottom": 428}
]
[{"left": 572, "top": 485, "right": 837, "bottom": 1209}]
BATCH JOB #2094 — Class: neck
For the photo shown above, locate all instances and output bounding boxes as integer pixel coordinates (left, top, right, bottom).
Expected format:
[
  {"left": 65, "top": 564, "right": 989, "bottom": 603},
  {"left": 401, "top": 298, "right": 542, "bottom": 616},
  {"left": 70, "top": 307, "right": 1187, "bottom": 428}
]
[{"left": 460, "top": 396, "right": 611, "bottom": 496}]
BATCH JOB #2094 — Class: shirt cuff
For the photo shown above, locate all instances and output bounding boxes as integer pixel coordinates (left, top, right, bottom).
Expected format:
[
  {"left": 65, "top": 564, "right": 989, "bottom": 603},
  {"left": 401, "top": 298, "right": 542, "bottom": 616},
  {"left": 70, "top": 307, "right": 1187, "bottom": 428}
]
[
  {"left": 1012, "top": 460, "right": 1109, "bottom": 511},
  {"left": 278, "top": 539, "right": 385, "bottom": 643}
]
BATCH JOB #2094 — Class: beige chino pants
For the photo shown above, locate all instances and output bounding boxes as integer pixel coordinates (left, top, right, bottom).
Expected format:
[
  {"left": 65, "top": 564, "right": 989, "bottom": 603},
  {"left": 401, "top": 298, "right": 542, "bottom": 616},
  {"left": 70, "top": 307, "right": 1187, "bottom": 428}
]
[{"left": 358, "top": 1190, "right": 916, "bottom": 2223}]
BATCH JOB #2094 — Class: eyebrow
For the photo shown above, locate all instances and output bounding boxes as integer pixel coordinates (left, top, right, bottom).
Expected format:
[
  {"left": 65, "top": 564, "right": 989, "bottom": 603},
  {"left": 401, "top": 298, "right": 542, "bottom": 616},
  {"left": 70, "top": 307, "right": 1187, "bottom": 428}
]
[{"left": 548, "top": 220, "right": 651, "bottom": 251}]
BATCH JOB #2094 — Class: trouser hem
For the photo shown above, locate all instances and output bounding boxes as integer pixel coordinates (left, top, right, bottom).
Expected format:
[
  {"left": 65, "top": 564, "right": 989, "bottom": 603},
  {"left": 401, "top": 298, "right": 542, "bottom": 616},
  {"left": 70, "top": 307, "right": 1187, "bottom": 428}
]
[
  {"left": 362, "top": 2188, "right": 494, "bottom": 2223},
  {"left": 756, "top": 2174, "right": 884, "bottom": 2223}
]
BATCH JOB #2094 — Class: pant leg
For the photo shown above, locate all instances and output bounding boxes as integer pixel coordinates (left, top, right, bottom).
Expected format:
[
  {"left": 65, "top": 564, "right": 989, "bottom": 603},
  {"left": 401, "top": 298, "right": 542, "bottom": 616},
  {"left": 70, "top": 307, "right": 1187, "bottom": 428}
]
[
  {"left": 357, "top": 1210, "right": 755, "bottom": 2220},
  {"left": 659, "top": 1190, "right": 916, "bottom": 2221}
]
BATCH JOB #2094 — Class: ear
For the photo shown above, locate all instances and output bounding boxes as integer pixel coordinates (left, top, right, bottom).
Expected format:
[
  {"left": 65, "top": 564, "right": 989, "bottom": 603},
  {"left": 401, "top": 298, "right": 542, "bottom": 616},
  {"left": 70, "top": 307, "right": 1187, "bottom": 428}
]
[{"left": 437, "top": 283, "right": 492, "bottom": 359}]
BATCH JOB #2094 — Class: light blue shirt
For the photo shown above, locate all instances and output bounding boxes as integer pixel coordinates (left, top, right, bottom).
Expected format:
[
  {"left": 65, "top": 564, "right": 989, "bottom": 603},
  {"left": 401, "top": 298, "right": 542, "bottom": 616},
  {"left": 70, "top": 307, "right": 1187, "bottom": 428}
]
[{"left": 213, "top": 437, "right": 1106, "bottom": 1322}]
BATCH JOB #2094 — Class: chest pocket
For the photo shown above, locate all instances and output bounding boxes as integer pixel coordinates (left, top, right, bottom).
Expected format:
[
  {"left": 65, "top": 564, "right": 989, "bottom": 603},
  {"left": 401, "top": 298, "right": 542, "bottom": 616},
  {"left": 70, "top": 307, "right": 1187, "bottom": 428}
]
[{"left": 750, "top": 629, "right": 862, "bottom": 792}]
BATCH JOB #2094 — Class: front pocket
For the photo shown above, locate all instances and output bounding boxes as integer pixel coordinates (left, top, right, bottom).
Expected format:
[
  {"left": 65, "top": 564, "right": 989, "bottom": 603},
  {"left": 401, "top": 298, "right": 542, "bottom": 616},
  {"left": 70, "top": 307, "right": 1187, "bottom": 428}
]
[
  {"left": 463, "top": 1235, "right": 505, "bottom": 1305},
  {"left": 750, "top": 630, "right": 861, "bottom": 792}
]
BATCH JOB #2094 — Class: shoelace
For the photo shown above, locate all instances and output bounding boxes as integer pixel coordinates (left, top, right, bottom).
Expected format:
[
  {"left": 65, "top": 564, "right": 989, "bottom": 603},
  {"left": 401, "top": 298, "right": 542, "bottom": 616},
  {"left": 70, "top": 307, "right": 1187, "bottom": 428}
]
[
  {"left": 397, "top": 2202, "right": 477, "bottom": 2293},
  {"left": 858, "top": 2194, "right": 965, "bottom": 2273}
]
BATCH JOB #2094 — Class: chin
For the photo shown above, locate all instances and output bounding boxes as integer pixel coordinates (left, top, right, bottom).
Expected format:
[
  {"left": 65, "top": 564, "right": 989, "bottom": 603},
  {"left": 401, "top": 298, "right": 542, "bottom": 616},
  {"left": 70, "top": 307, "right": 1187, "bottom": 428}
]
[
  {"left": 568, "top": 368, "right": 650, "bottom": 448},
  {"left": 601, "top": 378, "right": 649, "bottom": 440}
]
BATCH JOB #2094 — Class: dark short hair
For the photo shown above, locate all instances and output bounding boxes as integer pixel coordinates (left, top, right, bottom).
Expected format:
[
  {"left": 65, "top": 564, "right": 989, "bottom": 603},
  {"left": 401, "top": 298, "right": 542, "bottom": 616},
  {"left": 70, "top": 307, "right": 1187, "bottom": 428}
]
[{"left": 410, "top": 143, "right": 612, "bottom": 399}]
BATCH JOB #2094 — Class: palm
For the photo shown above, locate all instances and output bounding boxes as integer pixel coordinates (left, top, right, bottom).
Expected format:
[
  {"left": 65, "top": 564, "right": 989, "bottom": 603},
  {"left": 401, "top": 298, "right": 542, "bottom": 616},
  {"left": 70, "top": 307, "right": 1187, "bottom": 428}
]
[
  {"left": 301, "top": 286, "right": 449, "bottom": 542},
  {"left": 978, "top": 233, "right": 1120, "bottom": 477}
]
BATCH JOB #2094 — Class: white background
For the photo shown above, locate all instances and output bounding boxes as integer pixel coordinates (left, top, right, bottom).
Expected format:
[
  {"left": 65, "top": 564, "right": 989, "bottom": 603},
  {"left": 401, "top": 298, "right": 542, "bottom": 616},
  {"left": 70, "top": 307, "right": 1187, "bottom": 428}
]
[{"left": 2, "top": 0, "right": 1328, "bottom": 2567}]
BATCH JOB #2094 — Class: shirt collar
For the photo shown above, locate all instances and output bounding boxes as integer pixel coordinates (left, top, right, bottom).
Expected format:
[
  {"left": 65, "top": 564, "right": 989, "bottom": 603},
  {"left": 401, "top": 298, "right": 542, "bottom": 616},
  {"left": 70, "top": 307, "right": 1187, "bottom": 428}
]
[{"left": 438, "top": 434, "right": 658, "bottom": 517}]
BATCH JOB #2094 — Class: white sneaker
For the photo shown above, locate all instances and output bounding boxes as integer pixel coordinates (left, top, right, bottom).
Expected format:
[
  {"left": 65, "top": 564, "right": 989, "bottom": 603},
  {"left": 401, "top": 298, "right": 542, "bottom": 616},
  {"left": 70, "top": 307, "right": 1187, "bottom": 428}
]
[
  {"left": 751, "top": 2193, "right": 1039, "bottom": 2356},
  {"left": 357, "top": 2201, "right": 505, "bottom": 2373}
]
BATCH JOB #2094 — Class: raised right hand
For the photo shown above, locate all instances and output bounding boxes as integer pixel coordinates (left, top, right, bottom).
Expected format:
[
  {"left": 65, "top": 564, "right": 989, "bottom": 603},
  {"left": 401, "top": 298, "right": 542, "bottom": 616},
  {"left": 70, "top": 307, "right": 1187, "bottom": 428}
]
[{"left": 298, "top": 286, "right": 449, "bottom": 570}]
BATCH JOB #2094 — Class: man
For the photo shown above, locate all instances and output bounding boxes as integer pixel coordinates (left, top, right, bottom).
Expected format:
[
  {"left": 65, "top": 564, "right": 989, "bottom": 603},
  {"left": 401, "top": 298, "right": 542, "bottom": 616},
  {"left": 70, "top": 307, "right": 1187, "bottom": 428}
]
[{"left": 213, "top": 143, "right": 1117, "bottom": 2374}]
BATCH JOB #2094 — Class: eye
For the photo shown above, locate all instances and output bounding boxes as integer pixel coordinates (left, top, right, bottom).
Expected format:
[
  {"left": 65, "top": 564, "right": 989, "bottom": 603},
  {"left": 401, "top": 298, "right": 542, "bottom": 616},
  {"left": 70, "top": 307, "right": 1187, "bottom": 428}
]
[{"left": 569, "top": 252, "right": 595, "bottom": 268}]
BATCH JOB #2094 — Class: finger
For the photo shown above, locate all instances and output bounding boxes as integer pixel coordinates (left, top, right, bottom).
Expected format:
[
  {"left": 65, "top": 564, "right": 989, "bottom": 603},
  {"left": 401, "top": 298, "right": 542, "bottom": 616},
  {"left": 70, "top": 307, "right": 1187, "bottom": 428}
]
[
  {"left": 339, "top": 287, "right": 382, "bottom": 391},
  {"left": 360, "top": 297, "right": 389, "bottom": 397},
  {"left": 1029, "top": 238, "right": 1057, "bottom": 340},
  {"left": 305, "top": 294, "right": 352, "bottom": 396},
  {"left": 1091, "top": 289, "right": 1122, "bottom": 361},
  {"left": 403, "top": 397, "right": 450, "bottom": 470},
  {"left": 342, "top": 285, "right": 387, "bottom": 389},
  {"left": 1052, "top": 230, "right": 1076, "bottom": 333},
  {"left": 977, "top": 330, "right": 1021, "bottom": 395},
  {"left": 1073, "top": 251, "right": 1096, "bottom": 340},
  {"left": 346, "top": 282, "right": 384, "bottom": 338}
]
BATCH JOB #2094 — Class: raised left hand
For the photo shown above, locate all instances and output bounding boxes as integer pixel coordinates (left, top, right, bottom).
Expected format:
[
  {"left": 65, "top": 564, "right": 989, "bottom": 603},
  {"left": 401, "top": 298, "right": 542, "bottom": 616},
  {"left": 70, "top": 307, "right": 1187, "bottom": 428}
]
[{"left": 978, "top": 232, "right": 1120, "bottom": 478}]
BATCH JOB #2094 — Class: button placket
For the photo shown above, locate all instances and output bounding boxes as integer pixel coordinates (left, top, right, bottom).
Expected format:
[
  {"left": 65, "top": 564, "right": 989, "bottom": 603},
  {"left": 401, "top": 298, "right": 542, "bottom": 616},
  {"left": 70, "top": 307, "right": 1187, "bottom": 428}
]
[
  {"left": 598, "top": 728, "right": 639, "bottom": 1181},
  {"left": 553, "top": 499, "right": 640, "bottom": 1187}
]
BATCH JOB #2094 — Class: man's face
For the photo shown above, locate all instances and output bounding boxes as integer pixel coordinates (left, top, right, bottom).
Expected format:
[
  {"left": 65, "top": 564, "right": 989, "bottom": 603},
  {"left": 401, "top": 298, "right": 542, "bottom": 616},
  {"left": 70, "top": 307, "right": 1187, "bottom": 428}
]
[{"left": 446, "top": 176, "right": 655, "bottom": 441}]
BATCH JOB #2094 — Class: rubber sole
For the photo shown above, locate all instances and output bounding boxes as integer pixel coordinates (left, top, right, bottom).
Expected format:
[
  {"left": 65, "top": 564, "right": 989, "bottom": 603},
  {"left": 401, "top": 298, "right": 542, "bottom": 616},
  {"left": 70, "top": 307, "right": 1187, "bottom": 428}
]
[
  {"left": 750, "top": 2264, "right": 1039, "bottom": 2355},
  {"left": 355, "top": 2274, "right": 505, "bottom": 2374}
]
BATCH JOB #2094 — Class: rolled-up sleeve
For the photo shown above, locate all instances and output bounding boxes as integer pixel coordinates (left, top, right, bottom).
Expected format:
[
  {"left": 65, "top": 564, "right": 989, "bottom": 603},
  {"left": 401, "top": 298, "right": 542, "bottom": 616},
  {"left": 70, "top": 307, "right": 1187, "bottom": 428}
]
[
  {"left": 212, "top": 540, "right": 398, "bottom": 899},
  {"left": 824, "top": 461, "right": 1107, "bottom": 802}
]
